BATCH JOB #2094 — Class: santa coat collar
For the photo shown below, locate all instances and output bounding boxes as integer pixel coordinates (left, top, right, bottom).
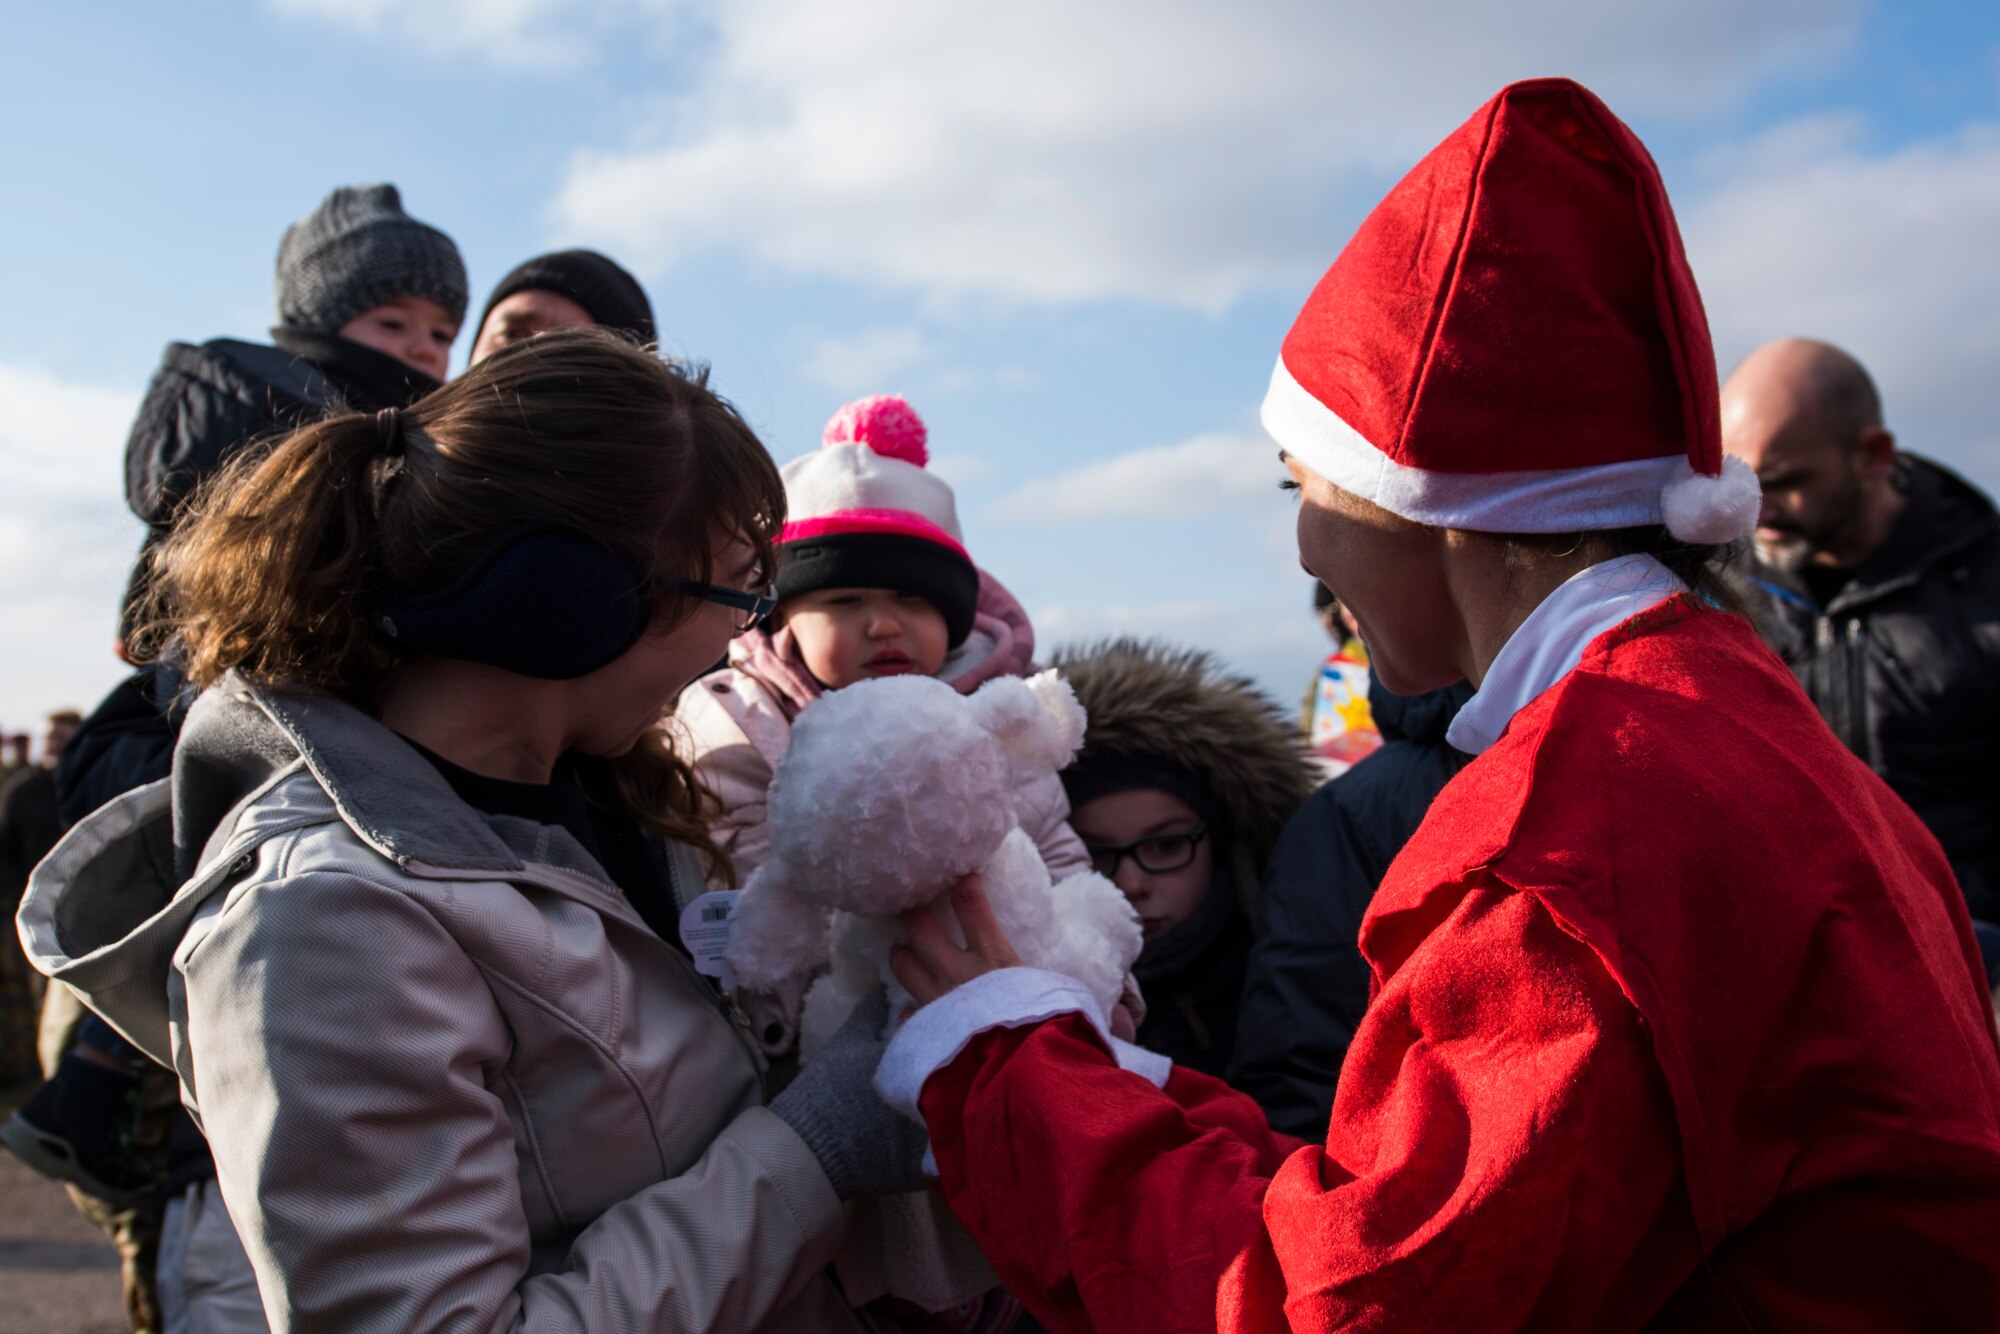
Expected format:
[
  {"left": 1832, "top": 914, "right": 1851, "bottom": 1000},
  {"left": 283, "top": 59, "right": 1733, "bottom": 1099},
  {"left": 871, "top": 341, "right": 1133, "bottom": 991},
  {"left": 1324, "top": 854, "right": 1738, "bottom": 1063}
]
[{"left": 1446, "top": 552, "right": 1684, "bottom": 756}]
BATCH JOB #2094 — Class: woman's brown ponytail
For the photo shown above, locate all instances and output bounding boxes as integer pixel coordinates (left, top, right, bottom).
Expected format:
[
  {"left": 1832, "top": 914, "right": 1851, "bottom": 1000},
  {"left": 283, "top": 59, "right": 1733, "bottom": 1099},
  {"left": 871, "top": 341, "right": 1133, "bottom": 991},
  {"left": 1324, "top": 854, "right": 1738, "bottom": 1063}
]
[{"left": 143, "top": 410, "right": 398, "bottom": 693}]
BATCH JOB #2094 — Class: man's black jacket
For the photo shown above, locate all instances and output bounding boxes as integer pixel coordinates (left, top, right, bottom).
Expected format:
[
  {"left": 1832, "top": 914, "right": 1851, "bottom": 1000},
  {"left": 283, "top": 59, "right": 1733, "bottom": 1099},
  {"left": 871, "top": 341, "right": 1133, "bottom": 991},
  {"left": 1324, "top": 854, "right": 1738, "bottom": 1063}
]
[{"left": 1743, "top": 453, "right": 2000, "bottom": 923}]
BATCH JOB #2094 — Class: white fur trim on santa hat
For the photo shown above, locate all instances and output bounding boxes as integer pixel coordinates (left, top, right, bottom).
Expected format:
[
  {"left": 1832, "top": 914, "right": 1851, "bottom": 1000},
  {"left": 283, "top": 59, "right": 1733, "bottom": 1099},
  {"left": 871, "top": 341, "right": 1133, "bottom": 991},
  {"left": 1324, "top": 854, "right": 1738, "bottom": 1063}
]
[
  {"left": 1661, "top": 454, "right": 1760, "bottom": 543},
  {"left": 781, "top": 442, "right": 964, "bottom": 542},
  {"left": 1262, "top": 355, "right": 1704, "bottom": 535}
]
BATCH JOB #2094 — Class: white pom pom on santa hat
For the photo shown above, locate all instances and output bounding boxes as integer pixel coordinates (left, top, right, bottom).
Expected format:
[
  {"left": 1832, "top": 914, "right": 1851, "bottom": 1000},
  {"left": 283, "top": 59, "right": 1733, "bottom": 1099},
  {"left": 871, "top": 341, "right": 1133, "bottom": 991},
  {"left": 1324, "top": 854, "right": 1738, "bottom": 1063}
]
[{"left": 1661, "top": 455, "right": 1760, "bottom": 544}]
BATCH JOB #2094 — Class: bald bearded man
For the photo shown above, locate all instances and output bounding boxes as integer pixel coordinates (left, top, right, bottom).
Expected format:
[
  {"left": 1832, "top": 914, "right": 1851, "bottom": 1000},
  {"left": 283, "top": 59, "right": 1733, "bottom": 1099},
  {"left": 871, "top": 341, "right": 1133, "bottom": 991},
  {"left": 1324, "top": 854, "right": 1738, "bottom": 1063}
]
[{"left": 1725, "top": 338, "right": 2000, "bottom": 937}]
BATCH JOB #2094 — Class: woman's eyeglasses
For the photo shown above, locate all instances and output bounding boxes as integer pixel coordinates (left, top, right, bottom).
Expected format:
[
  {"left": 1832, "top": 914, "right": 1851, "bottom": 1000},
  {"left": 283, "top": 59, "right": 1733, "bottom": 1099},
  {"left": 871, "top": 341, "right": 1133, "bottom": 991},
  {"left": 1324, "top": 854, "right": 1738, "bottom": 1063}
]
[
  {"left": 1085, "top": 822, "right": 1208, "bottom": 879},
  {"left": 679, "top": 580, "right": 778, "bottom": 634}
]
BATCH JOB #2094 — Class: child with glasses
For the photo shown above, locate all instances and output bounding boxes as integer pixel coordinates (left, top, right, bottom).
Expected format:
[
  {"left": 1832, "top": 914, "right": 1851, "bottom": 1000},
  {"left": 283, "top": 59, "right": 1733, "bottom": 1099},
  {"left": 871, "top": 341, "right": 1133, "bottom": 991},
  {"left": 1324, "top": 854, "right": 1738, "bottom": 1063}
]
[{"left": 1054, "top": 639, "right": 1318, "bottom": 1081}]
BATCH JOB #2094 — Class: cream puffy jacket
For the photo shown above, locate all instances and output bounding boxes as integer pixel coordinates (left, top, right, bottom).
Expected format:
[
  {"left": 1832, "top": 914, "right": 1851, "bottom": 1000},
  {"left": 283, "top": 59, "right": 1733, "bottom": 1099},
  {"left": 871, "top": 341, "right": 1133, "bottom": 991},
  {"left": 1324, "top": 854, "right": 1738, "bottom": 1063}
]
[{"left": 17, "top": 677, "right": 878, "bottom": 1333}]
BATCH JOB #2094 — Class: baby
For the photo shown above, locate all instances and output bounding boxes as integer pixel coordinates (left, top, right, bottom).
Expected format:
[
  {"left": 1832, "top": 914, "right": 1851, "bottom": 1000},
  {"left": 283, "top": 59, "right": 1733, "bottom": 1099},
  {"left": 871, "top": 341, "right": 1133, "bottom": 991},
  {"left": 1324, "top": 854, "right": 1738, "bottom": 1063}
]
[{"left": 674, "top": 394, "right": 1090, "bottom": 1051}]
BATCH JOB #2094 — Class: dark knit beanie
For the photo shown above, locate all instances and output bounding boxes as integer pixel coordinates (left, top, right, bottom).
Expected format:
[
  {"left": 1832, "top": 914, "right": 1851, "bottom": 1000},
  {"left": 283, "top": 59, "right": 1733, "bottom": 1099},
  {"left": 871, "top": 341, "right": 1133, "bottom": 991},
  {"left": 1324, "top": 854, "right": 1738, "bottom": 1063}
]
[
  {"left": 476, "top": 249, "right": 656, "bottom": 344},
  {"left": 1061, "top": 750, "right": 1214, "bottom": 822},
  {"left": 275, "top": 184, "right": 468, "bottom": 335},
  {"left": 774, "top": 534, "right": 980, "bottom": 648}
]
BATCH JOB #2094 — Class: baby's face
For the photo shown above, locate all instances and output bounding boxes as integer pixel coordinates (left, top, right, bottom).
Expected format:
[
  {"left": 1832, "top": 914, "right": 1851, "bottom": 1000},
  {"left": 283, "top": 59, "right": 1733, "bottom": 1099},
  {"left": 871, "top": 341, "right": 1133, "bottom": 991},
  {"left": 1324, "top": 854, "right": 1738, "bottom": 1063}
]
[{"left": 783, "top": 587, "right": 949, "bottom": 689}]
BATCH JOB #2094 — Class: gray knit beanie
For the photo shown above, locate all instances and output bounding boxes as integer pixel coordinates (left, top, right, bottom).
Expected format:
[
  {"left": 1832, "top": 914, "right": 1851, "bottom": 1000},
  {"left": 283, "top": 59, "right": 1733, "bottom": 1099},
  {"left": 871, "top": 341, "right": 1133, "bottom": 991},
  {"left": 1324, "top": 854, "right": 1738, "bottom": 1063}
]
[{"left": 275, "top": 184, "right": 468, "bottom": 335}]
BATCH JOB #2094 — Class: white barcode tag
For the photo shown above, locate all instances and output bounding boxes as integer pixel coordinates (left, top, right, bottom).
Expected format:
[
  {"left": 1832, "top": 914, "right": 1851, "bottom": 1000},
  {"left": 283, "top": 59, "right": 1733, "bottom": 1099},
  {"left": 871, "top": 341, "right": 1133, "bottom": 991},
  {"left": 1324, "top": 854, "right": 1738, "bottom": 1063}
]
[{"left": 678, "top": 889, "right": 741, "bottom": 988}]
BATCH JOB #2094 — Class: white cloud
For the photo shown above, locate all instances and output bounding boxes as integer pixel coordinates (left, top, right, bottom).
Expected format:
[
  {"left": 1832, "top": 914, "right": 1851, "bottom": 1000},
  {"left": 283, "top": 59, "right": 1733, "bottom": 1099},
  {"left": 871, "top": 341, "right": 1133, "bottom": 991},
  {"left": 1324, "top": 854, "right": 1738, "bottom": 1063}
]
[
  {"left": 1683, "top": 117, "right": 2000, "bottom": 487},
  {"left": 995, "top": 432, "right": 1278, "bottom": 520},
  {"left": 800, "top": 325, "right": 934, "bottom": 392},
  {"left": 0, "top": 365, "right": 143, "bottom": 728},
  {"left": 552, "top": 0, "right": 1861, "bottom": 308}
]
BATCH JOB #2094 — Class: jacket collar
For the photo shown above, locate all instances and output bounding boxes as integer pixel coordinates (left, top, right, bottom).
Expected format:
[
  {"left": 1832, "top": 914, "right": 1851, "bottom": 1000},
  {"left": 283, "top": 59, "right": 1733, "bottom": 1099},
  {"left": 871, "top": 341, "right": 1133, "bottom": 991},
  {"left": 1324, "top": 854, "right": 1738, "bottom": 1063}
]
[
  {"left": 267, "top": 326, "right": 442, "bottom": 411},
  {"left": 1447, "top": 554, "right": 1685, "bottom": 756},
  {"left": 1369, "top": 678, "right": 1474, "bottom": 745},
  {"left": 174, "top": 676, "right": 527, "bottom": 880}
]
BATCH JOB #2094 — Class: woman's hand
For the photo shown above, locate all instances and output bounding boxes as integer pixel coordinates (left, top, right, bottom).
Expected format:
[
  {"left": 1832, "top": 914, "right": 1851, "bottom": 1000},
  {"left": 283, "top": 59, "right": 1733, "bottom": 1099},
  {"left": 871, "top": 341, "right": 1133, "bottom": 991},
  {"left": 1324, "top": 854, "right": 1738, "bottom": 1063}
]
[{"left": 890, "top": 873, "right": 1023, "bottom": 1006}]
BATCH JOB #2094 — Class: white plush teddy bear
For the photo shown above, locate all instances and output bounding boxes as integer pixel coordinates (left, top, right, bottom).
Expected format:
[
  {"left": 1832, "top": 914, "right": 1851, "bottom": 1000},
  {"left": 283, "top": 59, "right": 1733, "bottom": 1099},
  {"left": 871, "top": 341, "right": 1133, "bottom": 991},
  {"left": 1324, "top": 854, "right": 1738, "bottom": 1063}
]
[{"left": 725, "top": 669, "right": 1142, "bottom": 1061}]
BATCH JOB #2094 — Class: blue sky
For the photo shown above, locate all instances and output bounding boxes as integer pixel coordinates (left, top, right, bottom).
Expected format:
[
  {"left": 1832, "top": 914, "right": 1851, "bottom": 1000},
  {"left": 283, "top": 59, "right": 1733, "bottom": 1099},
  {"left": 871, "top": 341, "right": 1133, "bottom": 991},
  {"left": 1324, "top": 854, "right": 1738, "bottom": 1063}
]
[{"left": 4, "top": 0, "right": 1998, "bottom": 732}]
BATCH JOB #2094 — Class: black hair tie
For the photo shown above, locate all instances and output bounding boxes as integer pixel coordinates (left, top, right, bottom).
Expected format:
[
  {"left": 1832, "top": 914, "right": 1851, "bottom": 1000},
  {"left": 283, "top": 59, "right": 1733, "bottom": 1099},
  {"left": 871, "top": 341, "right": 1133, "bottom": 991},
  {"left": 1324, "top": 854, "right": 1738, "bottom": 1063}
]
[{"left": 375, "top": 406, "right": 406, "bottom": 458}]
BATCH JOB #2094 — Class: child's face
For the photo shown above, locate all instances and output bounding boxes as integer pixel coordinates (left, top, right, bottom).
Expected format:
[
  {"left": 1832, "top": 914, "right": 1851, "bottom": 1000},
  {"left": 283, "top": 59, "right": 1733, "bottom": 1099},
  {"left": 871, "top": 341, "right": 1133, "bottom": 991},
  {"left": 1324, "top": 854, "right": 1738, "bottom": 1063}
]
[
  {"left": 1069, "top": 787, "right": 1213, "bottom": 939},
  {"left": 338, "top": 295, "right": 461, "bottom": 381},
  {"left": 783, "top": 587, "right": 950, "bottom": 689}
]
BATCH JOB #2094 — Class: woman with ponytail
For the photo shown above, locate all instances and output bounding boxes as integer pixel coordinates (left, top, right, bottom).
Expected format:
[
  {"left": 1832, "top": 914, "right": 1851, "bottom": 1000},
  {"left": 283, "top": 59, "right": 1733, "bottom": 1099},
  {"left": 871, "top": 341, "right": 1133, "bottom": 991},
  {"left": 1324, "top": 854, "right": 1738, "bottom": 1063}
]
[{"left": 21, "top": 327, "right": 923, "bottom": 1331}]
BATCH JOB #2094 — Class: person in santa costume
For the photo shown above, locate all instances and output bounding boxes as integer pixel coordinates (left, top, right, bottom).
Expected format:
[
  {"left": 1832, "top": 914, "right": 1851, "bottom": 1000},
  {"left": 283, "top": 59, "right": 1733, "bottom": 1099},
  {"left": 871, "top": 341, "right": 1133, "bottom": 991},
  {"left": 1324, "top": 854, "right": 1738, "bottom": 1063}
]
[{"left": 792, "top": 78, "right": 2000, "bottom": 1330}]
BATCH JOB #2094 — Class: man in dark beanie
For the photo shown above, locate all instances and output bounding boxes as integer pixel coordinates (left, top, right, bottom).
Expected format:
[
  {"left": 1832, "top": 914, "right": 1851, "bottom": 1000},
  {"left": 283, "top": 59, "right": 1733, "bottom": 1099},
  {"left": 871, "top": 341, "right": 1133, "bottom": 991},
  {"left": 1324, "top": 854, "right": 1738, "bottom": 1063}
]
[
  {"left": 1, "top": 181, "right": 466, "bottom": 1334},
  {"left": 468, "top": 248, "right": 656, "bottom": 365}
]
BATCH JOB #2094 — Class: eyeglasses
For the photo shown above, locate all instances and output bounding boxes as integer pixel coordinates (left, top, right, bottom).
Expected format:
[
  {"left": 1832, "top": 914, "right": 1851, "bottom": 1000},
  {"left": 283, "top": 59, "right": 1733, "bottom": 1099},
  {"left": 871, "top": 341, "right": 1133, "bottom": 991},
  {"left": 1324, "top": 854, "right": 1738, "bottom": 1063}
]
[
  {"left": 1086, "top": 822, "right": 1209, "bottom": 879},
  {"left": 679, "top": 579, "right": 778, "bottom": 634}
]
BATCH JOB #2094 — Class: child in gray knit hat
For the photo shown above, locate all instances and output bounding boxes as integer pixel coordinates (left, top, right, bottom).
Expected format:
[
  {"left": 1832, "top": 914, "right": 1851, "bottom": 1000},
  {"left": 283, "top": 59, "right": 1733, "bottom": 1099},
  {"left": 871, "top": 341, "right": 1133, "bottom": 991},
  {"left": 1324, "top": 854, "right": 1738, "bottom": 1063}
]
[
  {"left": 122, "top": 183, "right": 469, "bottom": 535},
  {"left": 274, "top": 183, "right": 468, "bottom": 382}
]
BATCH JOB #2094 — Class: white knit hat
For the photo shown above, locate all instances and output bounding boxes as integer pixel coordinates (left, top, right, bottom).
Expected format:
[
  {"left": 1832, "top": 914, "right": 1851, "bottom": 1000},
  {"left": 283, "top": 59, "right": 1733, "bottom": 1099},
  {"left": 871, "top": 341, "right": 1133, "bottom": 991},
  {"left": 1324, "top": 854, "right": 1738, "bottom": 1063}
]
[{"left": 776, "top": 395, "right": 981, "bottom": 645}]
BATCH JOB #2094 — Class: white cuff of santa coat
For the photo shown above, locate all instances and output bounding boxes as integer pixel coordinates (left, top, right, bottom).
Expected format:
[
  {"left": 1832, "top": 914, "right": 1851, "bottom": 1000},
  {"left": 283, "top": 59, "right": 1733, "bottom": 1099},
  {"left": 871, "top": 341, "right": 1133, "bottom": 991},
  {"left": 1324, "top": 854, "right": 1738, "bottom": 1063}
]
[{"left": 875, "top": 968, "right": 1171, "bottom": 1122}]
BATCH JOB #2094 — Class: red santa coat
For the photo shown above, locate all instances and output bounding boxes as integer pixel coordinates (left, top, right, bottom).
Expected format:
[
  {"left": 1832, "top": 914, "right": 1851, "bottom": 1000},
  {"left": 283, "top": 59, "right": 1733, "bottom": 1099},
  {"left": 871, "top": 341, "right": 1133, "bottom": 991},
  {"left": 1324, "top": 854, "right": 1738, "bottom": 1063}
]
[{"left": 917, "top": 599, "right": 2000, "bottom": 1330}]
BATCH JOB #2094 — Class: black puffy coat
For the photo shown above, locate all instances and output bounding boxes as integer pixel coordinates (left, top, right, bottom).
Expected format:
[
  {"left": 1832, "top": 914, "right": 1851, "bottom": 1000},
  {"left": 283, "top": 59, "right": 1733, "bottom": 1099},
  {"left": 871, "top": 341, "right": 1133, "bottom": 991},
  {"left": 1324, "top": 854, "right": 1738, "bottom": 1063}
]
[
  {"left": 1229, "top": 679, "right": 1473, "bottom": 1140},
  {"left": 55, "top": 666, "right": 187, "bottom": 829},
  {"left": 1742, "top": 454, "right": 2000, "bottom": 924},
  {"left": 124, "top": 329, "right": 438, "bottom": 528}
]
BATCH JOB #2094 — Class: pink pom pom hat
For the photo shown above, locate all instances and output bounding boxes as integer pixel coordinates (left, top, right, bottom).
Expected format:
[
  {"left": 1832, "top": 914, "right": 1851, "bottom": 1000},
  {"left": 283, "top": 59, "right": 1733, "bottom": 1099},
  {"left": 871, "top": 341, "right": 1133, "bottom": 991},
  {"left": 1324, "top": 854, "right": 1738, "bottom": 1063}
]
[{"left": 775, "top": 395, "right": 981, "bottom": 646}]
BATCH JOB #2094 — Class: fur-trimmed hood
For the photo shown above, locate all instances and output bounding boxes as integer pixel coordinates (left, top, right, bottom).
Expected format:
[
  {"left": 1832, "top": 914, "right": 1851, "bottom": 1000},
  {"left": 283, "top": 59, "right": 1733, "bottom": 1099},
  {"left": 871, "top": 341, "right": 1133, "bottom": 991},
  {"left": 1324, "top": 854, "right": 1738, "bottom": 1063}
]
[{"left": 1050, "top": 639, "right": 1318, "bottom": 894}]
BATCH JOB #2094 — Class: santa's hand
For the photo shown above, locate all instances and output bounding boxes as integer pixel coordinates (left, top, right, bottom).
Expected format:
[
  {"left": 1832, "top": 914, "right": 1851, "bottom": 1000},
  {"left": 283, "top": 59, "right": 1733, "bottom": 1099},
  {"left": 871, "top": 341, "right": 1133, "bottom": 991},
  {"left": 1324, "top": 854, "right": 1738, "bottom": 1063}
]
[{"left": 891, "top": 873, "right": 1023, "bottom": 1006}]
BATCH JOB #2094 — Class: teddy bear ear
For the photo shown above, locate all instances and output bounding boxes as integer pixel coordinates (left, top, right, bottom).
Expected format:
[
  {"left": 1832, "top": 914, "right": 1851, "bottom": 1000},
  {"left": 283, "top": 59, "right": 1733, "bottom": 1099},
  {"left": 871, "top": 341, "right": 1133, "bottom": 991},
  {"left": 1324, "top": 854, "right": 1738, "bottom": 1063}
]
[
  {"left": 725, "top": 863, "right": 834, "bottom": 992},
  {"left": 969, "top": 669, "right": 1088, "bottom": 771}
]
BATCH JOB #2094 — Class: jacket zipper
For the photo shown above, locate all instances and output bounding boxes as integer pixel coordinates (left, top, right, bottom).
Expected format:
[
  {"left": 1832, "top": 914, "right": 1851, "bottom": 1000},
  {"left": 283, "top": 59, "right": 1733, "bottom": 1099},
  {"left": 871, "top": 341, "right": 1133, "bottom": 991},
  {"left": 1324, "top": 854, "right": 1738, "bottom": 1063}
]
[
  {"left": 1845, "top": 618, "right": 1868, "bottom": 766},
  {"left": 660, "top": 850, "right": 769, "bottom": 1075},
  {"left": 1814, "top": 616, "right": 1846, "bottom": 746}
]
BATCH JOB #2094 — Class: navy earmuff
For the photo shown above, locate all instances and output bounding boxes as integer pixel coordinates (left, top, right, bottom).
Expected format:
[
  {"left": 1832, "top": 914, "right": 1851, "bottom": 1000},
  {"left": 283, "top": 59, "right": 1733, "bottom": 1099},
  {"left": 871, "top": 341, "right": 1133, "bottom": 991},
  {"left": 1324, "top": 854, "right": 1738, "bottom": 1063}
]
[{"left": 375, "top": 528, "right": 652, "bottom": 680}]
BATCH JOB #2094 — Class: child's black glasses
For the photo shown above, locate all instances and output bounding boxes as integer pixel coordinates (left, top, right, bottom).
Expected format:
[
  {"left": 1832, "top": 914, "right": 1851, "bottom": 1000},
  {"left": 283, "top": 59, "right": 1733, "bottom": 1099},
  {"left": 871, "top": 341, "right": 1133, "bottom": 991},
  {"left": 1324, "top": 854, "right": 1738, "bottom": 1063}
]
[
  {"left": 679, "top": 580, "right": 778, "bottom": 634},
  {"left": 1086, "top": 822, "right": 1209, "bottom": 879}
]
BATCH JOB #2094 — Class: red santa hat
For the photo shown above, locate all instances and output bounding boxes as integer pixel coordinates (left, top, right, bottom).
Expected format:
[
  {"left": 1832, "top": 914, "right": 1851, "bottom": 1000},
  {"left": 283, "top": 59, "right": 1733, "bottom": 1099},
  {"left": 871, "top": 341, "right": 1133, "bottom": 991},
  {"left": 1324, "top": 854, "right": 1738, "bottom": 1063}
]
[
  {"left": 776, "top": 395, "right": 981, "bottom": 646},
  {"left": 1261, "top": 78, "right": 1758, "bottom": 543}
]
